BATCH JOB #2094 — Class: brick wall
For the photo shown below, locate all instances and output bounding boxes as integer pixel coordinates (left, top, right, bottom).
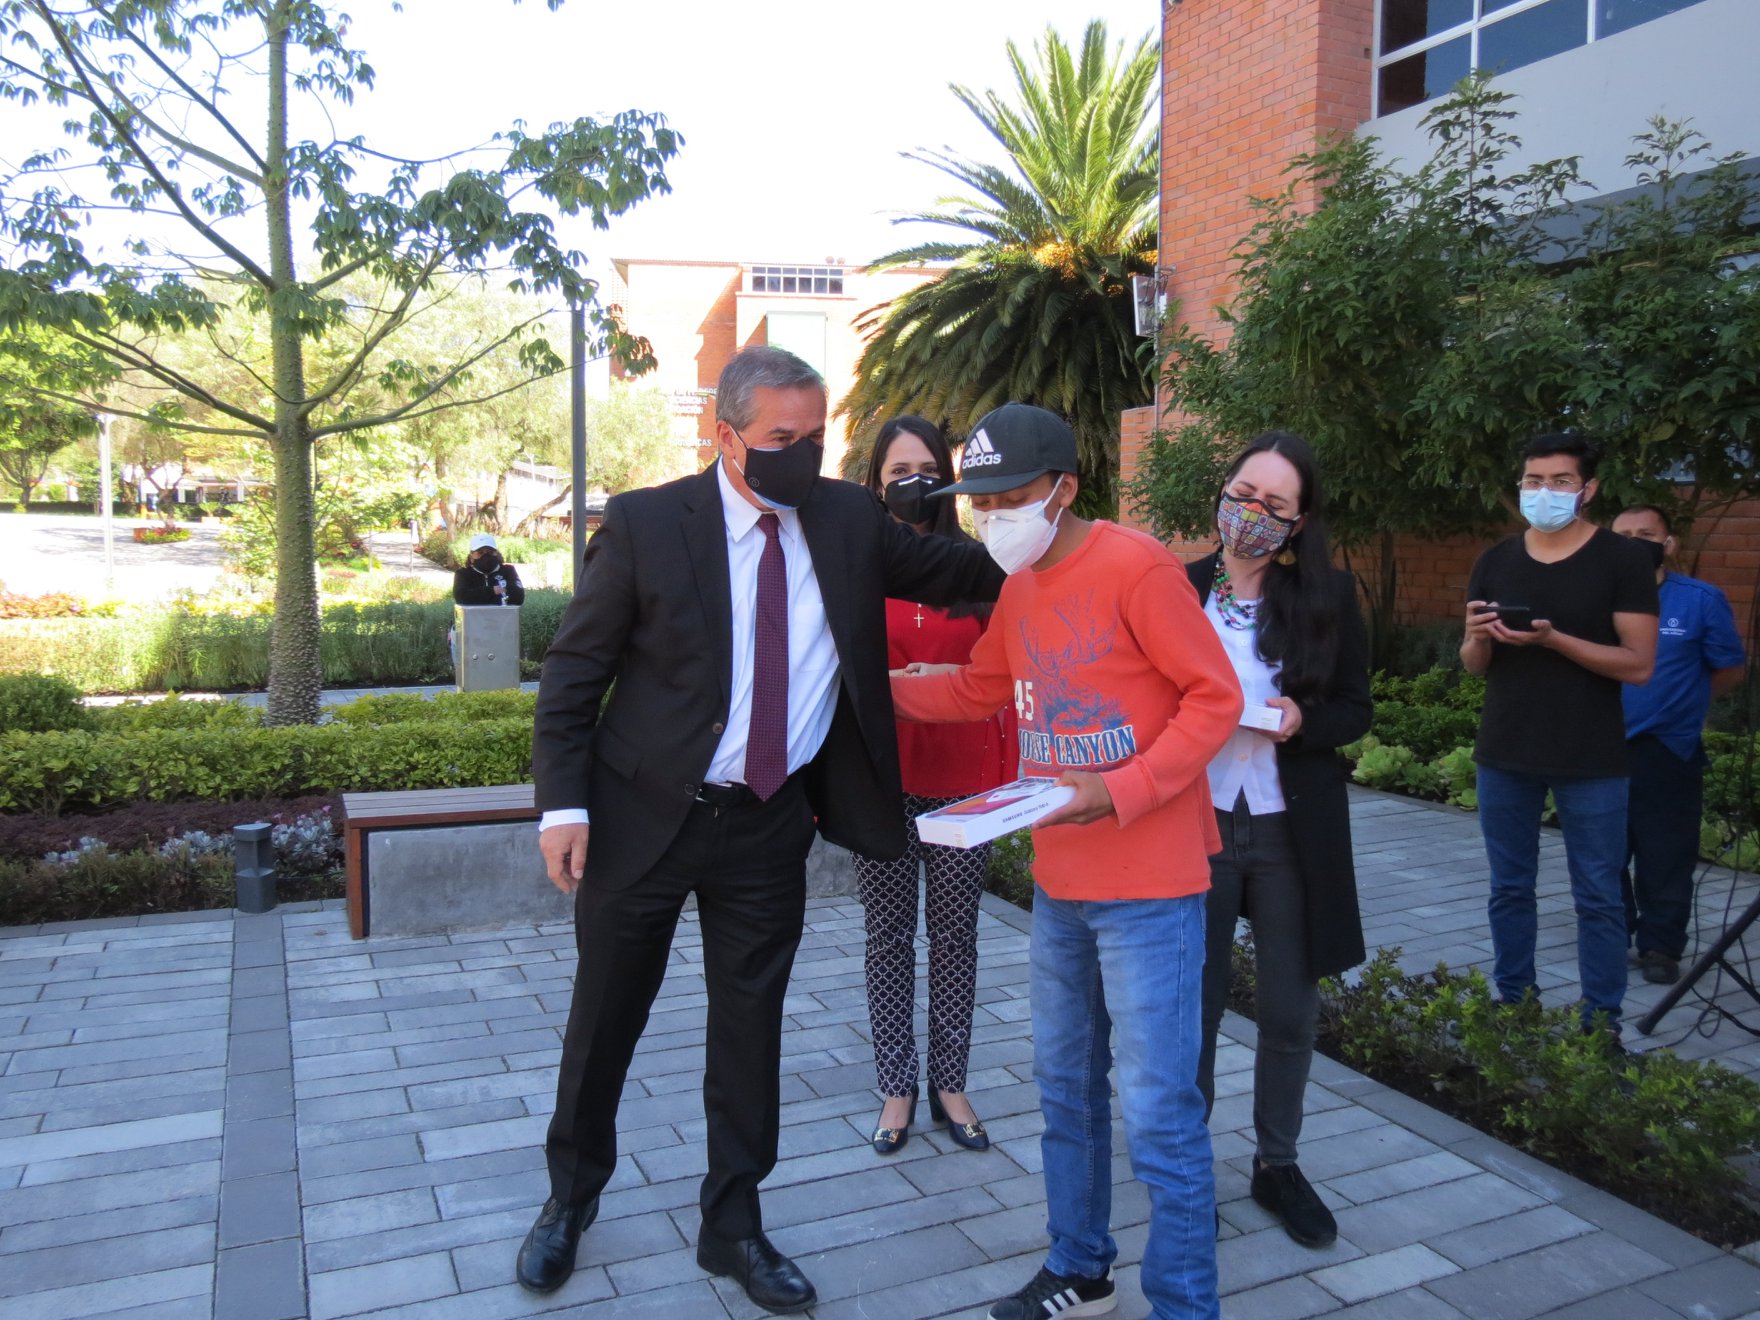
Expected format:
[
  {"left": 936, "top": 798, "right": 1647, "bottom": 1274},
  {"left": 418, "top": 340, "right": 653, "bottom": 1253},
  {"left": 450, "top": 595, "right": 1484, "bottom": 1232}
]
[{"left": 1120, "top": 0, "right": 1375, "bottom": 507}]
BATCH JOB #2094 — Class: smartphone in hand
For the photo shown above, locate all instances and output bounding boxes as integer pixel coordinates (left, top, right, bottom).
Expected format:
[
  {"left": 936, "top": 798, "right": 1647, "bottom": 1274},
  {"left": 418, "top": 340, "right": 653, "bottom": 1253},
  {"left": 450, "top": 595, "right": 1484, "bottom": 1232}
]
[{"left": 1493, "top": 604, "right": 1533, "bottom": 631}]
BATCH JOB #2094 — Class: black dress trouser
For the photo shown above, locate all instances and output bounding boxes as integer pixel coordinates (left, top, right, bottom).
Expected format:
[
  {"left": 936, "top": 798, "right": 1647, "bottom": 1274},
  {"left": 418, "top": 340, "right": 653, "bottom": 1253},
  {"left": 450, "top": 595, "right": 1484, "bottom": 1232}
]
[{"left": 544, "top": 775, "right": 817, "bottom": 1240}]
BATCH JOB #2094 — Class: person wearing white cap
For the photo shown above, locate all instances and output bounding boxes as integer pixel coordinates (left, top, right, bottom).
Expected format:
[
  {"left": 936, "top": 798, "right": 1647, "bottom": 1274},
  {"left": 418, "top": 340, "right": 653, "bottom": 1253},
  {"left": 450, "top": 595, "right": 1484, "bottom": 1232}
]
[{"left": 453, "top": 533, "right": 525, "bottom": 606}]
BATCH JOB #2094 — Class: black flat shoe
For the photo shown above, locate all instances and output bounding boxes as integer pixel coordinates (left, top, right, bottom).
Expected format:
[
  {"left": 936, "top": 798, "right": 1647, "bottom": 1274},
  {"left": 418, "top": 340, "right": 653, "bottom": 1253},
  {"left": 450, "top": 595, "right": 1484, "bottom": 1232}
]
[
  {"left": 697, "top": 1230, "right": 818, "bottom": 1314},
  {"left": 929, "top": 1089, "right": 990, "bottom": 1151},
  {"left": 871, "top": 1091, "right": 917, "bottom": 1155},
  {"left": 514, "top": 1195, "right": 598, "bottom": 1293}
]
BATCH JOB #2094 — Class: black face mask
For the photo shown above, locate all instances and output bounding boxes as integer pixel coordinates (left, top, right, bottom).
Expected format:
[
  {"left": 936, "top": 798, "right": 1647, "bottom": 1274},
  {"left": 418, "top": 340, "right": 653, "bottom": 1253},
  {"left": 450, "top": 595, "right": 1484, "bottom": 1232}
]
[
  {"left": 882, "top": 473, "right": 946, "bottom": 526},
  {"left": 474, "top": 551, "right": 503, "bottom": 573},
  {"left": 1632, "top": 538, "right": 1667, "bottom": 571},
  {"left": 733, "top": 431, "right": 823, "bottom": 509}
]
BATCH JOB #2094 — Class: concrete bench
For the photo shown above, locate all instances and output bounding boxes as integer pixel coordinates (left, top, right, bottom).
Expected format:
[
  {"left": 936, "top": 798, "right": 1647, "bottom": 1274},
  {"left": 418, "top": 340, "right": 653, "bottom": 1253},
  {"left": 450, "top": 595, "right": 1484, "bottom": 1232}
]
[{"left": 342, "top": 784, "right": 857, "bottom": 940}]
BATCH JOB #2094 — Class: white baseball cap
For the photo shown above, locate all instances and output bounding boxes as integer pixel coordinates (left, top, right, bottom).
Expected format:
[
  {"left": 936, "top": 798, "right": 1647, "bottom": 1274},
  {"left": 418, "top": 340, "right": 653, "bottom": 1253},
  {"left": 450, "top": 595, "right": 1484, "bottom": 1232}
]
[{"left": 467, "top": 533, "right": 498, "bottom": 553}]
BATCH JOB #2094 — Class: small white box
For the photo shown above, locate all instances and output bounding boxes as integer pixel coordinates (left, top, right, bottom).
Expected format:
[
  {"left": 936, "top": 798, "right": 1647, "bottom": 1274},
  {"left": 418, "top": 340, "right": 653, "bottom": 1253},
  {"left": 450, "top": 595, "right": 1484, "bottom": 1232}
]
[
  {"left": 1240, "top": 703, "right": 1284, "bottom": 732},
  {"left": 915, "top": 776, "right": 1077, "bottom": 849}
]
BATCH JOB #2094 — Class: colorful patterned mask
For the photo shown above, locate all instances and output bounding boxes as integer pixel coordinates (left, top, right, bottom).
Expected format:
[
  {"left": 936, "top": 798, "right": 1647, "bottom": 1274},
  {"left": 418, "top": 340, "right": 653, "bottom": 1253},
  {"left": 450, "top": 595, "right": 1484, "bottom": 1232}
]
[{"left": 1217, "top": 495, "right": 1297, "bottom": 559}]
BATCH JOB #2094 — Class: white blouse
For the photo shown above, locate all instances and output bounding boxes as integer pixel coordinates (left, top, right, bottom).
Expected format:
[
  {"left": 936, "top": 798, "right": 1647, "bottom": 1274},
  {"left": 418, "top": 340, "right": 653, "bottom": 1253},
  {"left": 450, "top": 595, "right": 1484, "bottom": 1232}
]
[{"left": 1204, "top": 593, "right": 1287, "bottom": 814}]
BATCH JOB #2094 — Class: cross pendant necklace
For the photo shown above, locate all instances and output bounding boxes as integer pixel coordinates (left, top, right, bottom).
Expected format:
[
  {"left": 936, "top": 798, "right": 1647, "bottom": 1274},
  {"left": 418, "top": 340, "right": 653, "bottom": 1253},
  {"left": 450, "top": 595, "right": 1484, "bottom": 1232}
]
[{"left": 913, "top": 604, "right": 925, "bottom": 628}]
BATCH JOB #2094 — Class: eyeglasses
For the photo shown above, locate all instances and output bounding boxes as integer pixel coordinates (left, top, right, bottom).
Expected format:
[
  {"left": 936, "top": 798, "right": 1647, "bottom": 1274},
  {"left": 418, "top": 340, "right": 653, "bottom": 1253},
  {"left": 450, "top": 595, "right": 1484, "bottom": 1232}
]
[{"left": 1517, "top": 476, "right": 1583, "bottom": 492}]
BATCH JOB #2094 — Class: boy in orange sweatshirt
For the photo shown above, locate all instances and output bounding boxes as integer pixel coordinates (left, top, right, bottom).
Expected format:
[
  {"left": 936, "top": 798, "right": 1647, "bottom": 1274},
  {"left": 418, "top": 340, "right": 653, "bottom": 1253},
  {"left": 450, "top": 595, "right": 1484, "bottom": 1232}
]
[{"left": 893, "top": 404, "right": 1241, "bottom": 1320}]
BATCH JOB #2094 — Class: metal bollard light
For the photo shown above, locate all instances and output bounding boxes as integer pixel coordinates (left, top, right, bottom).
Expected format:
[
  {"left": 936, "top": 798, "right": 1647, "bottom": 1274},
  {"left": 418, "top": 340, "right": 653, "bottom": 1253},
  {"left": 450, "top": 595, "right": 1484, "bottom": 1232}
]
[{"left": 234, "top": 821, "right": 276, "bottom": 914}]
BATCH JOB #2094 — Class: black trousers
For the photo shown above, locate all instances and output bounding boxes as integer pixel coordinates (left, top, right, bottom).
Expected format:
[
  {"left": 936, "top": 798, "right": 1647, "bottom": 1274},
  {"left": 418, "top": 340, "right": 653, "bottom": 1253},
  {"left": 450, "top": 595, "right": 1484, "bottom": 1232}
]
[
  {"left": 1621, "top": 735, "right": 1704, "bottom": 960},
  {"left": 544, "top": 776, "right": 817, "bottom": 1240}
]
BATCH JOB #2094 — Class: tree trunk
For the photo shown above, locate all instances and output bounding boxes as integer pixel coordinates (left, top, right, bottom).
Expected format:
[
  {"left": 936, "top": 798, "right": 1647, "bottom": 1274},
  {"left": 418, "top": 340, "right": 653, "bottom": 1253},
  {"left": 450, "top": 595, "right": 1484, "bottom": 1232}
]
[
  {"left": 262, "top": 6, "right": 322, "bottom": 726},
  {"left": 513, "top": 484, "right": 570, "bottom": 538}
]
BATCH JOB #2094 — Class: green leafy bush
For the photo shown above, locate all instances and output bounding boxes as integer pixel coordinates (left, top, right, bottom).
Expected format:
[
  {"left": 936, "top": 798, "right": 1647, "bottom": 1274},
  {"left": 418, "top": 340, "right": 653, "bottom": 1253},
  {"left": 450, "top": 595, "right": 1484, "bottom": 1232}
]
[
  {"left": 1349, "top": 737, "right": 1443, "bottom": 797},
  {"left": 1318, "top": 950, "right": 1760, "bottom": 1234},
  {"left": 0, "top": 846, "right": 236, "bottom": 924},
  {"left": 88, "top": 695, "right": 263, "bottom": 733},
  {"left": 0, "top": 674, "right": 93, "bottom": 734},
  {"left": 984, "top": 831, "right": 1037, "bottom": 909},
  {"left": 328, "top": 688, "right": 536, "bottom": 726},
  {"left": 0, "top": 717, "right": 535, "bottom": 815},
  {"left": 0, "top": 589, "right": 571, "bottom": 692}
]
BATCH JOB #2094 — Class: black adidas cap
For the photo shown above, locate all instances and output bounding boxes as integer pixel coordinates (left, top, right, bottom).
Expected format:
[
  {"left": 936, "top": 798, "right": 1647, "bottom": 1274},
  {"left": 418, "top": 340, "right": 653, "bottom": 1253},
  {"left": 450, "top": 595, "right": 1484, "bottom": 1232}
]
[{"left": 937, "top": 403, "right": 1080, "bottom": 496}]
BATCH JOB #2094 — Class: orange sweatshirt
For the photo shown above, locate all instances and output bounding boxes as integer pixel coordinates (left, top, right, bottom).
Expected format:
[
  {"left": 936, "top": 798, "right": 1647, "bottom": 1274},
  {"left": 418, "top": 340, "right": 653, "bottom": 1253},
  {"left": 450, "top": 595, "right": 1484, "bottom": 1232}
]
[{"left": 892, "top": 521, "right": 1243, "bottom": 900}]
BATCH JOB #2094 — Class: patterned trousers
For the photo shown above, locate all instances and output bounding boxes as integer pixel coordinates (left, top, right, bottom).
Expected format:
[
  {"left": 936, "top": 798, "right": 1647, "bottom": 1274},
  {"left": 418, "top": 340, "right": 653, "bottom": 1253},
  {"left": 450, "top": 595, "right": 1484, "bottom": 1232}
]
[{"left": 854, "top": 793, "right": 990, "bottom": 1098}]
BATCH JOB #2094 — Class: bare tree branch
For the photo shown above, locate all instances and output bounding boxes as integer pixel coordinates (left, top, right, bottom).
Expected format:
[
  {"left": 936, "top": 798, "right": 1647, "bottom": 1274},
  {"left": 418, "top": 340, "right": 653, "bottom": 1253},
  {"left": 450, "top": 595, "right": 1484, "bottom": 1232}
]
[
  {"left": 13, "top": 383, "right": 266, "bottom": 437},
  {"left": 29, "top": 1, "right": 276, "bottom": 288},
  {"left": 300, "top": 248, "right": 445, "bottom": 415},
  {"left": 91, "top": 0, "right": 269, "bottom": 174},
  {"left": 310, "top": 356, "right": 563, "bottom": 440}
]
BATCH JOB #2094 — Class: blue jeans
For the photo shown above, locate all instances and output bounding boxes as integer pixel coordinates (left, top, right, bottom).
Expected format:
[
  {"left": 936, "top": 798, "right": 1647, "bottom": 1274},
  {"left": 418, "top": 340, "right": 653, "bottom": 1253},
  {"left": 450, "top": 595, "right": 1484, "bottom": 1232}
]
[
  {"left": 1031, "top": 887, "right": 1218, "bottom": 1320},
  {"left": 1476, "top": 765, "right": 1629, "bottom": 1027}
]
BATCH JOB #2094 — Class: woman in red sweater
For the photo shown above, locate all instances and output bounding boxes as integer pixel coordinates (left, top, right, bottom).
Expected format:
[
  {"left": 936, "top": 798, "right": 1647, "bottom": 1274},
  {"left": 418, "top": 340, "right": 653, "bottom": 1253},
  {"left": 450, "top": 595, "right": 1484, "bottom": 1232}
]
[{"left": 859, "top": 416, "right": 1015, "bottom": 1156}]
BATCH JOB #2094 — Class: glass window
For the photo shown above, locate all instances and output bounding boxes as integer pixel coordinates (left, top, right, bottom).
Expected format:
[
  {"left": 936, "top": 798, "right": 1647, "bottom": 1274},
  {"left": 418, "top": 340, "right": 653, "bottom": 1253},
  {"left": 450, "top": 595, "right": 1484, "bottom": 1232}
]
[
  {"left": 1598, "top": 0, "right": 1707, "bottom": 38},
  {"left": 1478, "top": 0, "right": 1587, "bottom": 75},
  {"left": 1380, "top": 0, "right": 1474, "bottom": 55},
  {"left": 1379, "top": 33, "right": 1472, "bottom": 115}
]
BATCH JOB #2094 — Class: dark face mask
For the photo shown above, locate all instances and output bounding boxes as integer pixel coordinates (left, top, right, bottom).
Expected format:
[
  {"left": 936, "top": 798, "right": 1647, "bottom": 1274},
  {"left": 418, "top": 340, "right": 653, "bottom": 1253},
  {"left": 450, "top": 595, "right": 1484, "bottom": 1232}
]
[
  {"left": 882, "top": 473, "right": 946, "bottom": 526},
  {"left": 1631, "top": 537, "right": 1666, "bottom": 571},
  {"left": 733, "top": 431, "right": 823, "bottom": 509},
  {"left": 474, "top": 551, "right": 503, "bottom": 573}
]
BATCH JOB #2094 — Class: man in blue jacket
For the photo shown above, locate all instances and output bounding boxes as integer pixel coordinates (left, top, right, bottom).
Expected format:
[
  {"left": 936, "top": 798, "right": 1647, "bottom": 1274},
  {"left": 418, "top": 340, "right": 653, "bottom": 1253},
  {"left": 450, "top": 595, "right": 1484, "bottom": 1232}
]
[{"left": 1611, "top": 505, "right": 1747, "bottom": 985}]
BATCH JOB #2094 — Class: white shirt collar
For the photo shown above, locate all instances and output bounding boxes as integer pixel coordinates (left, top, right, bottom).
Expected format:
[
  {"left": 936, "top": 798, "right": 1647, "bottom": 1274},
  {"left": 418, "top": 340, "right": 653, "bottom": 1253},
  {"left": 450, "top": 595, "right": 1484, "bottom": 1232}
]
[{"left": 716, "top": 458, "right": 798, "bottom": 543}]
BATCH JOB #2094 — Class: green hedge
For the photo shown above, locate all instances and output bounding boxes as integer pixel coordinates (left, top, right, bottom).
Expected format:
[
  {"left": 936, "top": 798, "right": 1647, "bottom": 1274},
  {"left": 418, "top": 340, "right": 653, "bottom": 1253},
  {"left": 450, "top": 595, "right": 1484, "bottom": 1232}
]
[
  {"left": 0, "top": 590, "right": 573, "bottom": 693},
  {"left": 1350, "top": 668, "right": 1759, "bottom": 868},
  {"left": 0, "top": 717, "right": 535, "bottom": 815}
]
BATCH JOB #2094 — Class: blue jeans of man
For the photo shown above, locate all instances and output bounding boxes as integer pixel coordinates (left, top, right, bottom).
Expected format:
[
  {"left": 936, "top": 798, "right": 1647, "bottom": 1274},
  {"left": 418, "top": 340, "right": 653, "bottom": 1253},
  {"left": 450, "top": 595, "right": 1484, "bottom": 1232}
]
[
  {"left": 1031, "top": 887, "right": 1218, "bottom": 1320},
  {"left": 1476, "top": 765, "right": 1629, "bottom": 1027}
]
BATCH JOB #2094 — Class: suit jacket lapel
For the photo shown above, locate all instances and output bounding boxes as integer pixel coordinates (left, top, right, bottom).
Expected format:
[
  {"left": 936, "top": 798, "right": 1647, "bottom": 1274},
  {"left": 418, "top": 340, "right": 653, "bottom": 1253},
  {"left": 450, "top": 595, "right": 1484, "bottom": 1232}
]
[
  {"left": 797, "top": 486, "right": 852, "bottom": 671},
  {"left": 682, "top": 466, "right": 734, "bottom": 704}
]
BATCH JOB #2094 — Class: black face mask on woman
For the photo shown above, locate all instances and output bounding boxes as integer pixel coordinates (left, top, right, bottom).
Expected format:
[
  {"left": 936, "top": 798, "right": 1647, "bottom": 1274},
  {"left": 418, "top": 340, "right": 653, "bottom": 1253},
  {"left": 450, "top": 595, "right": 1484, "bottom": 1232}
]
[
  {"left": 882, "top": 473, "right": 946, "bottom": 526},
  {"left": 731, "top": 430, "right": 823, "bottom": 509}
]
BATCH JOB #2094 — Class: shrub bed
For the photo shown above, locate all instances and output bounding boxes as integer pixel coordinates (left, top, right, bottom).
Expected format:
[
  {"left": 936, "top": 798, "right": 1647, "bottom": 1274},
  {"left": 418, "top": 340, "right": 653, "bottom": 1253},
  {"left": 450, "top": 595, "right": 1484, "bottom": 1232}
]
[
  {"left": 0, "top": 590, "right": 571, "bottom": 692},
  {"left": 1313, "top": 949, "right": 1760, "bottom": 1244},
  {"left": 1346, "top": 668, "right": 1759, "bottom": 867},
  {"left": 132, "top": 525, "right": 192, "bottom": 544},
  {"left": 0, "top": 717, "right": 534, "bottom": 814}
]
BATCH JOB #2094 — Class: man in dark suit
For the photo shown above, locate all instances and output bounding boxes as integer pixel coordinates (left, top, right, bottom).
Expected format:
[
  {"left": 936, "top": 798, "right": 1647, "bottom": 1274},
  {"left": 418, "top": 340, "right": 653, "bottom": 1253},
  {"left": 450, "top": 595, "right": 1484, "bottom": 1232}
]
[{"left": 515, "top": 346, "right": 1004, "bottom": 1312}]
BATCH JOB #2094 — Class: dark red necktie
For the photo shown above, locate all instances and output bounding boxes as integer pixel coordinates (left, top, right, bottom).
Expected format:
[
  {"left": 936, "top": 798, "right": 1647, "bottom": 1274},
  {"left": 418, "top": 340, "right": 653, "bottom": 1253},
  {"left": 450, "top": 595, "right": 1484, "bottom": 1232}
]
[{"left": 744, "top": 512, "right": 789, "bottom": 800}]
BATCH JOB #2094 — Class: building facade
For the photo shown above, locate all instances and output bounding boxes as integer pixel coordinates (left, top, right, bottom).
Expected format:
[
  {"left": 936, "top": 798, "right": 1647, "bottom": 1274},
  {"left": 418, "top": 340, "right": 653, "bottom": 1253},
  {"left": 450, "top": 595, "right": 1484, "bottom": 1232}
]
[
  {"left": 607, "top": 258, "right": 937, "bottom": 478},
  {"left": 1125, "top": 0, "right": 1759, "bottom": 624}
]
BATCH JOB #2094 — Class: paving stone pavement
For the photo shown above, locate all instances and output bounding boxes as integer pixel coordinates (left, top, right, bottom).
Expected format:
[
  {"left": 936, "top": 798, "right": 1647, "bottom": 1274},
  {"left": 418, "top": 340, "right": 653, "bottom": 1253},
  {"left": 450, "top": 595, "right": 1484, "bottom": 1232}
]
[{"left": 2, "top": 790, "right": 1758, "bottom": 1318}]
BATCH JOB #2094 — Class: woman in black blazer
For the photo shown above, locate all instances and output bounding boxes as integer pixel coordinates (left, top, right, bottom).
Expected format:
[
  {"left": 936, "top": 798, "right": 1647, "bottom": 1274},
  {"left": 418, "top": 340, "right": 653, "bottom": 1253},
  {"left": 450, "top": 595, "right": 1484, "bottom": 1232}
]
[{"left": 1187, "top": 431, "right": 1371, "bottom": 1251}]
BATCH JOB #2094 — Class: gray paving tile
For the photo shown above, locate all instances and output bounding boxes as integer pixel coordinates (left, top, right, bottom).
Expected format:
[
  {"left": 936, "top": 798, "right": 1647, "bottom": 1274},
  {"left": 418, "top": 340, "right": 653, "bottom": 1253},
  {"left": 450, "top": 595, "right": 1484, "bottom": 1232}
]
[
  {"left": 222, "top": 1114, "right": 296, "bottom": 1179},
  {"left": 219, "top": 1171, "right": 301, "bottom": 1248},
  {"left": 215, "top": 1237, "right": 305, "bottom": 1320},
  {"left": 1310, "top": 1242, "right": 1460, "bottom": 1303},
  {"left": 17, "top": 1136, "right": 218, "bottom": 1187},
  {"left": 1425, "top": 1230, "right": 1673, "bottom": 1319},
  {"left": 0, "top": 1222, "right": 214, "bottom": 1300},
  {"left": 1634, "top": 1254, "right": 1760, "bottom": 1318},
  {"left": 3, "top": 1264, "right": 213, "bottom": 1320},
  {"left": 1330, "top": 1170, "right": 1542, "bottom": 1253},
  {"left": 306, "top": 1250, "right": 458, "bottom": 1319},
  {"left": 1425, "top": 1202, "right": 1598, "bottom": 1270}
]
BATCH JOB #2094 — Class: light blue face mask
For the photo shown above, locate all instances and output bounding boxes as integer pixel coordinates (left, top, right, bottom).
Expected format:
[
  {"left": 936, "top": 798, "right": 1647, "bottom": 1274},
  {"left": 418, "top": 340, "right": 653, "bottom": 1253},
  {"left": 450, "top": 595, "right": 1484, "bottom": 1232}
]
[{"left": 1519, "top": 486, "right": 1579, "bottom": 533}]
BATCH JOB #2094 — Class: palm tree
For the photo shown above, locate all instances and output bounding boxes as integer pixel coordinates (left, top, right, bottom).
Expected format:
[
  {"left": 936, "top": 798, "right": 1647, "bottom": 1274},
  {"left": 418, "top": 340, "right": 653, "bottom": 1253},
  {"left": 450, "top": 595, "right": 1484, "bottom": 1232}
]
[{"left": 840, "top": 21, "right": 1160, "bottom": 515}]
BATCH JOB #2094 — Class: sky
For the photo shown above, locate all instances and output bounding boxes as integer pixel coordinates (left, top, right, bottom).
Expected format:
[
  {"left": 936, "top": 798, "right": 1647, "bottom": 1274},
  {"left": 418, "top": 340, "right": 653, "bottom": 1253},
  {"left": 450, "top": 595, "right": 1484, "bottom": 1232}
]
[{"left": 0, "top": 0, "right": 1161, "bottom": 282}]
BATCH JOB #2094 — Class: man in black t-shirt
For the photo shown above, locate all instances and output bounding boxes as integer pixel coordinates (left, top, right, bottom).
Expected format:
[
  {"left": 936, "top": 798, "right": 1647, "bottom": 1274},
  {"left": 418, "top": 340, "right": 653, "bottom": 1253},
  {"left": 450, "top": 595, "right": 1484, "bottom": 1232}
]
[{"left": 1462, "top": 434, "right": 1658, "bottom": 1038}]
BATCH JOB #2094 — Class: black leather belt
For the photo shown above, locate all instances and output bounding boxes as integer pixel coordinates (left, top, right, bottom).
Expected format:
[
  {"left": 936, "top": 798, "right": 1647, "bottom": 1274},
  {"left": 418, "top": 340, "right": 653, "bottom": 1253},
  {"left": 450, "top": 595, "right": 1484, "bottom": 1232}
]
[{"left": 695, "top": 781, "right": 756, "bottom": 807}]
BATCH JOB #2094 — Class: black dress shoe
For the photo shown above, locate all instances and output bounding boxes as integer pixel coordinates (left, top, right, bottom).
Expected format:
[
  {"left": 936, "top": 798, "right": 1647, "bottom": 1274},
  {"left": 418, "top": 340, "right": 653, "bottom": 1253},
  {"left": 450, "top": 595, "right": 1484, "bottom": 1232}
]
[
  {"left": 515, "top": 1195, "right": 598, "bottom": 1293},
  {"left": 697, "top": 1231, "right": 818, "bottom": 1314},
  {"left": 871, "top": 1091, "right": 917, "bottom": 1155},
  {"left": 929, "top": 1089, "right": 990, "bottom": 1151}
]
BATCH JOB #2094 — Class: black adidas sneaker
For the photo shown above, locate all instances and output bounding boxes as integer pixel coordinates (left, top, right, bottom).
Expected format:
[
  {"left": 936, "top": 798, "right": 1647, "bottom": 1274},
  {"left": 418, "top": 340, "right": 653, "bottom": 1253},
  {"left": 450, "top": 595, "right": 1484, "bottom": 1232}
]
[{"left": 987, "top": 1265, "right": 1117, "bottom": 1319}]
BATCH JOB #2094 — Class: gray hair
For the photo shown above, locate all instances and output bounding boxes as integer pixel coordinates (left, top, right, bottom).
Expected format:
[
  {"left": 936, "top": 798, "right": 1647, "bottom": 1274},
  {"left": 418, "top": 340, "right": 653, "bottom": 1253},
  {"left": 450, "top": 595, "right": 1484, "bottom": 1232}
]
[{"left": 715, "top": 347, "right": 824, "bottom": 431}]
